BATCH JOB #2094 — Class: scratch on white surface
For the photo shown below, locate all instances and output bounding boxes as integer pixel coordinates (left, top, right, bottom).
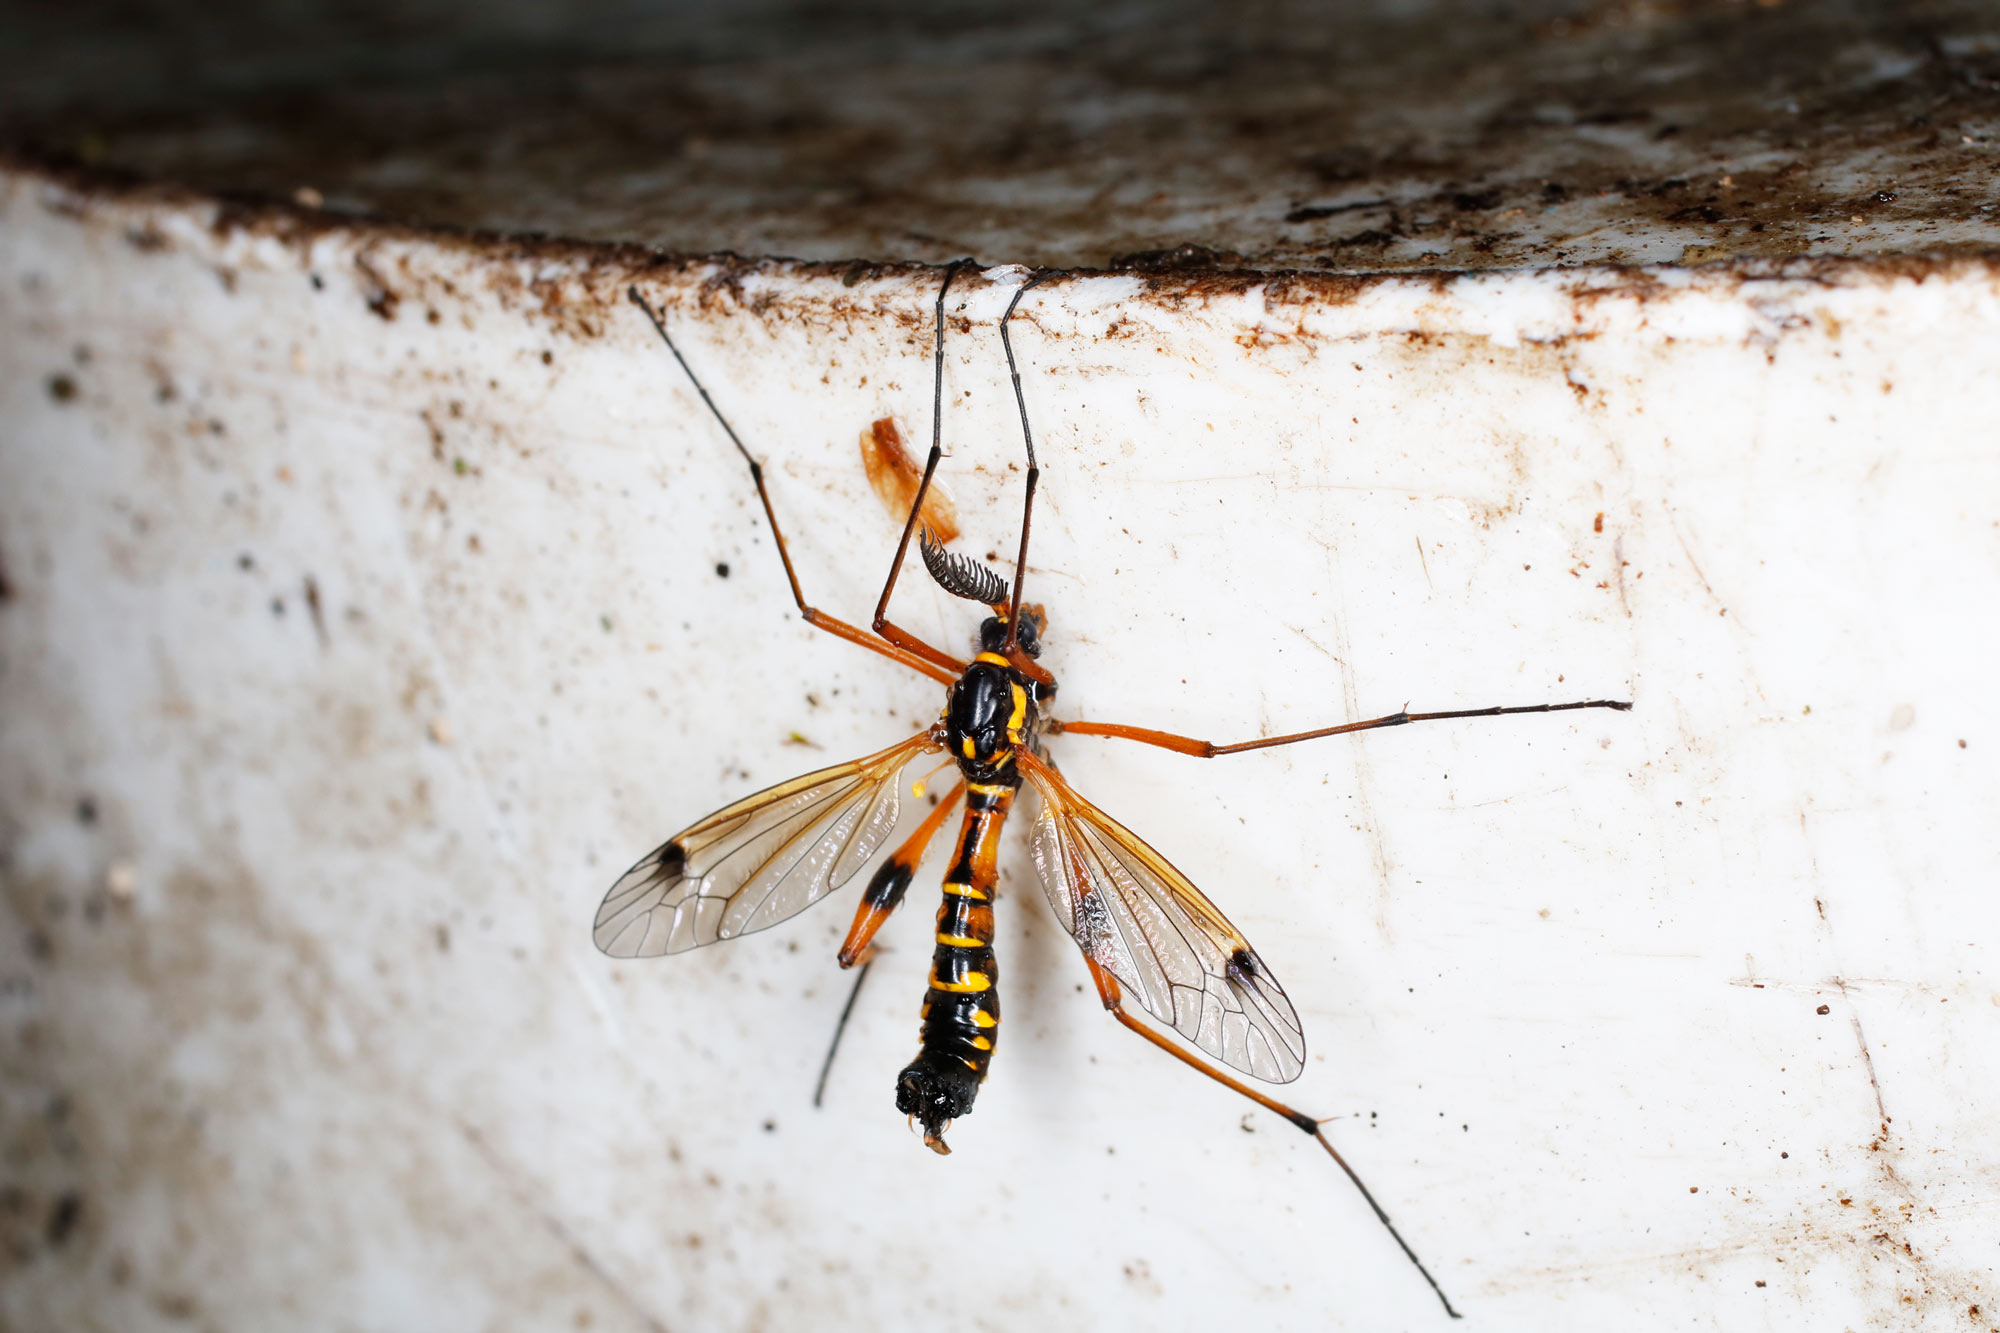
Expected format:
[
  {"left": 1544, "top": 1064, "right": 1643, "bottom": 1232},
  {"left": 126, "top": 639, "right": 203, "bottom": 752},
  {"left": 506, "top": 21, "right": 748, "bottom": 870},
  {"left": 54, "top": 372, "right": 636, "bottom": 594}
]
[
  {"left": 572, "top": 956, "right": 625, "bottom": 1050},
  {"left": 1665, "top": 505, "right": 1729, "bottom": 621},
  {"left": 1612, "top": 532, "right": 1631, "bottom": 618},
  {"left": 1481, "top": 1199, "right": 1998, "bottom": 1293},
  {"left": 1726, "top": 973, "right": 1956, "bottom": 998},
  {"left": 1794, "top": 808, "right": 1927, "bottom": 1250},
  {"left": 1454, "top": 784, "right": 1573, "bottom": 810},
  {"left": 1284, "top": 622, "right": 1344, "bottom": 667},
  {"left": 1836, "top": 979, "right": 1891, "bottom": 1127},
  {"left": 1315, "top": 537, "right": 1395, "bottom": 937},
  {"left": 458, "top": 1119, "right": 671, "bottom": 1333}
]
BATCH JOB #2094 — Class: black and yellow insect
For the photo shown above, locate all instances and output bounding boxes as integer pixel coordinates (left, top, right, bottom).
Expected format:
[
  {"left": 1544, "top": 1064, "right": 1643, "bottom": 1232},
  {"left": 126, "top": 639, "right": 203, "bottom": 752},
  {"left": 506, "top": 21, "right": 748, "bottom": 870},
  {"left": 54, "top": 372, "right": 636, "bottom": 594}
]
[{"left": 599, "top": 265, "right": 1630, "bottom": 1319}]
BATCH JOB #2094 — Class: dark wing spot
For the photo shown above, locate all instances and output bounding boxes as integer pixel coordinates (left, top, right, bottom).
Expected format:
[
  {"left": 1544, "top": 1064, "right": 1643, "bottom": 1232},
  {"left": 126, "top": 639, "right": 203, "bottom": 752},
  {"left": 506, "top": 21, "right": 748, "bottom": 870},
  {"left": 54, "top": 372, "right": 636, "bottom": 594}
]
[
  {"left": 1228, "top": 947, "right": 1258, "bottom": 979},
  {"left": 659, "top": 842, "right": 687, "bottom": 877}
]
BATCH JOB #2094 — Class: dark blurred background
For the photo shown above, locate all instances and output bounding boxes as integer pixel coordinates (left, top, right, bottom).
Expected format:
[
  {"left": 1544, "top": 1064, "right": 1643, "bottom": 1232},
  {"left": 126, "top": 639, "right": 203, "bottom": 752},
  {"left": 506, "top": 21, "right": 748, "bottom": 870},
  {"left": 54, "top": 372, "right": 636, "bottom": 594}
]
[{"left": 4, "top": 0, "right": 1996, "bottom": 268}]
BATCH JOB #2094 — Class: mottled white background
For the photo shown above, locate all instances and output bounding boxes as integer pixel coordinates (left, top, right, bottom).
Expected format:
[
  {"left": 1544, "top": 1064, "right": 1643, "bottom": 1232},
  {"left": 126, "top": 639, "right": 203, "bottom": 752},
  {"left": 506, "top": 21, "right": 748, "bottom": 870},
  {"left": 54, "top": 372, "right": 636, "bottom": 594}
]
[{"left": 3, "top": 171, "right": 1997, "bottom": 1331}]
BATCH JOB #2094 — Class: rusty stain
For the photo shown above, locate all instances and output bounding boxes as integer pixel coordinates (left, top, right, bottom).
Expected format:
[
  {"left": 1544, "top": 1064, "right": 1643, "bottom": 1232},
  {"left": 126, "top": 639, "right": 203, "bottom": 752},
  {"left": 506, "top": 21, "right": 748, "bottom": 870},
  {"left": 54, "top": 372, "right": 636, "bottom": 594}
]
[
  {"left": 354, "top": 252, "right": 399, "bottom": 321},
  {"left": 859, "top": 417, "right": 958, "bottom": 541},
  {"left": 9, "top": 146, "right": 2000, "bottom": 363}
]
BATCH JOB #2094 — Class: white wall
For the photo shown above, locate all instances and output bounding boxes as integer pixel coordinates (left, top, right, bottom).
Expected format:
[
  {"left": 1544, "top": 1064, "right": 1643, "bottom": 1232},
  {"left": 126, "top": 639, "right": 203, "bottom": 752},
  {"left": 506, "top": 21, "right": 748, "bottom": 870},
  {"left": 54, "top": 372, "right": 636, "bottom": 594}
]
[{"left": 3, "top": 168, "right": 1997, "bottom": 1330}]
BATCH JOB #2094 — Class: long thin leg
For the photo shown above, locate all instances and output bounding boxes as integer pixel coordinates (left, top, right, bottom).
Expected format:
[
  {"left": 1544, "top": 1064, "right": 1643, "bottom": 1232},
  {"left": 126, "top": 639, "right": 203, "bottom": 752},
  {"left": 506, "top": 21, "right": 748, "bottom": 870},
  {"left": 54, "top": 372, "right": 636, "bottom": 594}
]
[
  {"left": 813, "top": 954, "right": 875, "bottom": 1109},
  {"left": 1081, "top": 953, "right": 1462, "bottom": 1320},
  {"left": 1053, "top": 697, "right": 1632, "bottom": 757},
  {"left": 997, "top": 272, "right": 1060, "bottom": 687},
  {"left": 627, "top": 285, "right": 959, "bottom": 686},
  {"left": 871, "top": 261, "right": 977, "bottom": 674}
]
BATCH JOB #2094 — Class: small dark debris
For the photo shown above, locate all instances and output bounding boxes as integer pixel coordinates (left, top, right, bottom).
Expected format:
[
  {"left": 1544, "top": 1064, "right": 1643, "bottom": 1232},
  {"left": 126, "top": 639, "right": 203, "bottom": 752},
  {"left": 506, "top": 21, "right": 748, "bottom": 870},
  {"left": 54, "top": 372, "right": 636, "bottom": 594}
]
[
  {"left": 45, "top": 1191, "right": 82, "bottom": 1247},
  {"left": 1817, "top": 1004, "right": 1831, "bottom": 1014},
  {"left": 1874, "top": 190, "right": 1898, "bottom": 203},
  {"left": 47, "top": 372, "right": 78, "bottom": 403},
  {"left": 1756, "top": 1280, "right": 1767, "bottom": 1288},
  {"left": 271, "top": 597, "right": 285, "bottom": 617},
  {"left": 1108, "top": 243, "right": 1242, "bottom": 271},
  {"left": 1541, "top": 182, "right": 1569, "bottom": 201},
  {"left": 435, "top": 923, "right": 451, "bottom": 952},
  {"left": 1451, "top": 188, "right": 1502, "bottom": 211},
  {"left": 27, "top": 929, "right": 52, "bottom": 961},
  {"left": 304, "top": 576, "right": 327, "bottom": 646},
  {"left": 762, "top": 1119, "right": 777, "bottom": 1133},
  {"left": 1665, "top": 203, "right": 1725, "bottom": 224},
  {"left": 309, "top": 274, "right": 323, "bottom": 291},
  {"left": 357, "top": 256, "right": 398, "bottom": 320},
  {"left": 1283, "top": 198, "right": 1389, "bottom": 223},
  {"left": 715, "top": 562, "right": 730, "bottom": 579},
  {"left": 1332, "top": 228, "right": 1397, "bottom": 248},
  {"left": 540, "top": 350, "right": 553, "bottom": 366},
  {"left": 76, "top": 797, "right": 96, "bottom": 825},
  {"left": 237, "top": 553, "right": 254, "bottom": 571}
]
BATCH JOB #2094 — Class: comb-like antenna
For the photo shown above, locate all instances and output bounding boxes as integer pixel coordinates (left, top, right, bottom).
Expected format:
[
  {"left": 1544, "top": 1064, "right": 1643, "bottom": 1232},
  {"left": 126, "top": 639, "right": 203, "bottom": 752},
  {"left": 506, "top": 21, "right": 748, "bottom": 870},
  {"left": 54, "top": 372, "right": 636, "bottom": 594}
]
[
  {"left": 1000, "top": 270, "right": 1058, "bottom": 656},
  {"left": 920, "top": 527, "right": 1009, "bottom": 606}
]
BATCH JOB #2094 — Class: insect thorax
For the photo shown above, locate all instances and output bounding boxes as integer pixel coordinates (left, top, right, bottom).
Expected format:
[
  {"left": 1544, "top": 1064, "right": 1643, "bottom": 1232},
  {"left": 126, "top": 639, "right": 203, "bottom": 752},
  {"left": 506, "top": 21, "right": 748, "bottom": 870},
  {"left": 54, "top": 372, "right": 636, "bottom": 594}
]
[{"left": 943, "top": 656, "right": 1041, "bottom": 784}]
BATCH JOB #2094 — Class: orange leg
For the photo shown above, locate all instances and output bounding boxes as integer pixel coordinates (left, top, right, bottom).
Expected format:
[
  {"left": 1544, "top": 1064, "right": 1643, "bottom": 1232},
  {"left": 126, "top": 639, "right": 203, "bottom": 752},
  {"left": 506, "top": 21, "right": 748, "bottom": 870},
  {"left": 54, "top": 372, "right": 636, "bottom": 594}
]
[
  {"left": 1081, "top": 953, "right": 1462, "bottom": 1320},
  {"left": 628, "top": 286, "right": 964, "bottom": 686},
  {"left": 1054, "top": 697, "right": 1631, "bottom": 757},
  {"left": 838, "top": 780, "right": 966, "bottom": 966}
]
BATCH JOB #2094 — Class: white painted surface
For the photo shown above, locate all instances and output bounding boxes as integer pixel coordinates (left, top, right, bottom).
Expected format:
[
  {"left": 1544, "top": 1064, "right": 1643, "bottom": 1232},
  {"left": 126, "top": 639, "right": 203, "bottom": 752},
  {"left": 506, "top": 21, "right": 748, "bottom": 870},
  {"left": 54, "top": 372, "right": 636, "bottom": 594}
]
[{"left": 2, "top": 170, "right": 1997, "bottom": 1330}]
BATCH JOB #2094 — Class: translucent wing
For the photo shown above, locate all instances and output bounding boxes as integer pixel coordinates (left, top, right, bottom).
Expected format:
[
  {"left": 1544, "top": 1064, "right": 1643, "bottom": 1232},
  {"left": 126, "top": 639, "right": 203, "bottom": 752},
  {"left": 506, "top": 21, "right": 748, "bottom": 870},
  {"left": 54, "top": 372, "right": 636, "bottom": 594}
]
[
  {"left": 595, "top": 731, "right": 940, "bottom": 958},
  {"left": 1019, "top": 751, "right": 1307, "bottom": 1084}
]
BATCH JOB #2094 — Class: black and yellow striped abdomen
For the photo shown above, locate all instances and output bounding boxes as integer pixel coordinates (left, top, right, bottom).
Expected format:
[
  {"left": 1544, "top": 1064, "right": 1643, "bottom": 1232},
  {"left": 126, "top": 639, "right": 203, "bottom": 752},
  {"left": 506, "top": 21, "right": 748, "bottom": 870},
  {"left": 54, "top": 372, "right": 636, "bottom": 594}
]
[{"left": 896, "top": 778, "right": 1015, "bottom": 1152}]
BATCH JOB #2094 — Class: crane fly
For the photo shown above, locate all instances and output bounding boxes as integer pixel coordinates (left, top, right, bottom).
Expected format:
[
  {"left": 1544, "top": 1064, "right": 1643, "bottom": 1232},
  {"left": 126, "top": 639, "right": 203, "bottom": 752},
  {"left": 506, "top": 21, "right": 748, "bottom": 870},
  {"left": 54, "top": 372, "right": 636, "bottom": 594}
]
[{"left": 601, "top": 264, "right": 1631, "bottom": 1320}]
